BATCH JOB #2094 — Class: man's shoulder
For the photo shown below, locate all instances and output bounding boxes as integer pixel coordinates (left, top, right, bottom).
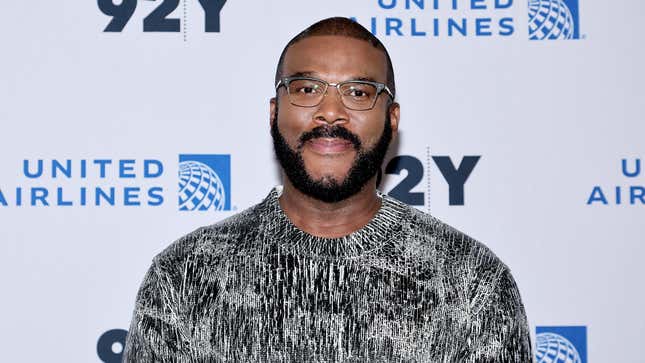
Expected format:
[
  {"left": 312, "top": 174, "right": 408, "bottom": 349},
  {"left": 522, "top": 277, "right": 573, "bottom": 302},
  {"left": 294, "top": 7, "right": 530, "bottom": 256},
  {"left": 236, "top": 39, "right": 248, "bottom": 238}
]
[
  {"left": 385, "top": 196, "right": 509, "bottom": 274},
  {"left": 152, "top": 200, "right": 264, "bottom": 268},
  {"left": 391, "top": 199, "right": 518, "bottom": 310}
]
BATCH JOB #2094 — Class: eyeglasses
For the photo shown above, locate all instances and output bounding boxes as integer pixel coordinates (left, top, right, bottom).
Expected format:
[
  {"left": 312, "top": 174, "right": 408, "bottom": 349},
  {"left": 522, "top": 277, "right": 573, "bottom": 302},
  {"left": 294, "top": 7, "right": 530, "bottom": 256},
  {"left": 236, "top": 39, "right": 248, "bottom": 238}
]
[{"left": 275, "top": 76, "right": 394, "bottom": 111}]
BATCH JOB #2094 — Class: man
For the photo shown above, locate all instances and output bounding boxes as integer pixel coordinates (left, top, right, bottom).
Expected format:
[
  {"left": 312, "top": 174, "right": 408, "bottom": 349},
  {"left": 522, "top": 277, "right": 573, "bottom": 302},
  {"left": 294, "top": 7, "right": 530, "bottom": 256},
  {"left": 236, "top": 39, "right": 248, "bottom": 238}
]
[{"left": 123, "top": 17, "right": 532, "bottom": 362}]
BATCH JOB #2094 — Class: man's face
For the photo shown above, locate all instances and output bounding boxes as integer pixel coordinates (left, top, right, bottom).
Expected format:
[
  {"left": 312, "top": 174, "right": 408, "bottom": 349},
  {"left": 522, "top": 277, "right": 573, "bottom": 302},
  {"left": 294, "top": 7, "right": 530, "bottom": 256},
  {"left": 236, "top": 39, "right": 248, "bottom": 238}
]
[{"left": 270, "top": 35, "right": 399, "bottom": 202}]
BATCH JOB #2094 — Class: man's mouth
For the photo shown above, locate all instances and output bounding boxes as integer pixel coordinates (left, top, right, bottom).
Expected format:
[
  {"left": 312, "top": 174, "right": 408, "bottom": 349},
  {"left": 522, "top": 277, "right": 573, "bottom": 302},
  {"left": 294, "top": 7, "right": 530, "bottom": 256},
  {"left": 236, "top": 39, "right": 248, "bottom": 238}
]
[{"left": 306, "top": 137, "right": 355, "bottom": 154}]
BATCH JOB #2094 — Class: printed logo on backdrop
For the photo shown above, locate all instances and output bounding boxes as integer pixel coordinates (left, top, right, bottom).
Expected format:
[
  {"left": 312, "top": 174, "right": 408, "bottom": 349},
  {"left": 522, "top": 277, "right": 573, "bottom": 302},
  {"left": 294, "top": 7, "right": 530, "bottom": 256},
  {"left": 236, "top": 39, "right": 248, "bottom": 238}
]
[
  {"left": 528, "top": 0, "right": 580, "bottom": 40},
  {"left": 97, "top": 329, "right": 127, "bottom": 363},
  {"left": 535, "top": 326, "right": 587, "bottom": 363},
  {"left": 0, "top": 155, "right": 232, "bottom": 211},
  {"left": 179, "top": 154, "right": 231, "bottom": 211},
  {"left": 380, "top": 152, "right": 481, "bottom": 209},
  {"left": 587, "top": 158, "right": 644, "bottom": 205},
  {"left": 351, "top": 0, "right": 582, "bottom": 40},
  {"left": 98, "top": 0, "right": 227, "bottom": 39},
  {"left": 0, "top": 159, "right": 165, "bottom": 207},
  {"left": 352, "top": 0, "right": 515, "bottom": 38}
]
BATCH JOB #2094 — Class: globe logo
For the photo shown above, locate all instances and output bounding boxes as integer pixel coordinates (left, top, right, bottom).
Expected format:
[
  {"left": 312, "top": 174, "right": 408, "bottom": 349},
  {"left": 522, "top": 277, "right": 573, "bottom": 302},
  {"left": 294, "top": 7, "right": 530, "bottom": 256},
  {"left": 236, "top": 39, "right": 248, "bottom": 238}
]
[
  {"left": 528, "top": 0, "right": 576, "bottom": 40},
  {"left": 536, "top": 332, "right": 582, "bottom": 363},
  {"left": 178, "top": 160, "right": 226, "bottom": 211}
]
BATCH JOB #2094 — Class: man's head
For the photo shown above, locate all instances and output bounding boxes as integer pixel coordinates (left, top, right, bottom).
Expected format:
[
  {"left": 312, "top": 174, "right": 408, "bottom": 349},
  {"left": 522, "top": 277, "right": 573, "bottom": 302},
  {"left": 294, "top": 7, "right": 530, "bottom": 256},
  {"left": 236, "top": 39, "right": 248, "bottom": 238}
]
[
  {"left": 270, "top": 17, "right": 400, "bottom": 203},
  {"left": 274, "top": 17, "right": 396, "bottom": 99}
]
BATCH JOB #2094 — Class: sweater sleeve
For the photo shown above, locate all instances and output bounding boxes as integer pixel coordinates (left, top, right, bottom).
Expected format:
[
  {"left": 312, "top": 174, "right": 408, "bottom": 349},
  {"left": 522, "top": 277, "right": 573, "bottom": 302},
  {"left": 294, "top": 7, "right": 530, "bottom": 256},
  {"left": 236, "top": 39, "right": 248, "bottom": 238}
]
[
  {"left": 122, "top": 261, "right": 184, "bottom": 362},
  {"left": 466, "top": 266, "right": 533, "bottom": 363}
]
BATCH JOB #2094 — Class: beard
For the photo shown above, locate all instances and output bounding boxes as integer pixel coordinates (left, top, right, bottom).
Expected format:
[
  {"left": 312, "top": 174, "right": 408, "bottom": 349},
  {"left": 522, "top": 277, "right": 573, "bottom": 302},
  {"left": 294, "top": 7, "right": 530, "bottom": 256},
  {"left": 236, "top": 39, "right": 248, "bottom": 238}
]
[{"left": 271, "top": 105, "right": 392, "bottom": 203}]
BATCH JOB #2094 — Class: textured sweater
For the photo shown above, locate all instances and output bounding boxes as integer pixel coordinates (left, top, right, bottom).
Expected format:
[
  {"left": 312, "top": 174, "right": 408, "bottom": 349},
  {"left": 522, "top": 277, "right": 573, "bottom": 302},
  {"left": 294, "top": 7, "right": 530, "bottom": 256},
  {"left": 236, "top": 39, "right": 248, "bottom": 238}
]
[{"left": 123, "top": 187, "right": 532, "bottom": 362}]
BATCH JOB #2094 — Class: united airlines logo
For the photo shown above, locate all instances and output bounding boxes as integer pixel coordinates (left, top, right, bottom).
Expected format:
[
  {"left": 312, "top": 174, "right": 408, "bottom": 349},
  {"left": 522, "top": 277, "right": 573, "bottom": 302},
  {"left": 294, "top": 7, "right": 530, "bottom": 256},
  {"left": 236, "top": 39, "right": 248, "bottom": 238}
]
[
  {"left": 0, "top": 156, "right": 233, "bottom": 211},
  {"left": 178, "top": 154, "right": 231, "bottom": 211},
  {"left": 353, "top": 0, "right": 515, "bottom": 38},
  {"left": 528, "top": 0, "right": 580, "bottom": 40},
  {"left": 536, "top": 326, "right": 587, "bottom": 363},
  {"left": 587, "top": 158, "right": 644, "bottom": 206},
  {"left": 354, "top": 0, "right": 585, "bottom": 40}
]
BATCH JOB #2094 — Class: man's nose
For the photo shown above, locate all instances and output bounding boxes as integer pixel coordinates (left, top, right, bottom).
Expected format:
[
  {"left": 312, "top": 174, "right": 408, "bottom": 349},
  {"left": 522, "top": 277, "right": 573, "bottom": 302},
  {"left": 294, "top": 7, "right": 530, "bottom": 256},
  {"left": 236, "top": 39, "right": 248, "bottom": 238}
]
[{"left": 313, "top": 87, "right": 349, "bottom": 125}]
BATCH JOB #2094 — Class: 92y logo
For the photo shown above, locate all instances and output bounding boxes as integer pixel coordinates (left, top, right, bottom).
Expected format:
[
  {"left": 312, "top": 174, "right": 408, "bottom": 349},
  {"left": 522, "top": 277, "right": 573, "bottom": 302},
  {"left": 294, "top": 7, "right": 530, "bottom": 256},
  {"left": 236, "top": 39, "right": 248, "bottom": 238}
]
[
  {"left": 98, "top": 0, "right": 226, "bottom": 32},
  {"left": 383, "top": 155, "right": 480, "bottom": 206}
]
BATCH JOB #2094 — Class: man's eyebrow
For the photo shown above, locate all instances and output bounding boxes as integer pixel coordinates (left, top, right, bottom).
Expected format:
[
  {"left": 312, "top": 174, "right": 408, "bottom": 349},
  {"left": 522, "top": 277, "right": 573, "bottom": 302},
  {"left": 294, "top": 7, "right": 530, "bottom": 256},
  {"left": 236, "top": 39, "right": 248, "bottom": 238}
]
[
  {"left": 285, "top": 72, "right": 381, "bottom": 83},
  {"left": 352, "top": 76, "right": 379, "bottom": 83},
  {"left": 285, "top": 71, "right": 317, "bottom": 78}
]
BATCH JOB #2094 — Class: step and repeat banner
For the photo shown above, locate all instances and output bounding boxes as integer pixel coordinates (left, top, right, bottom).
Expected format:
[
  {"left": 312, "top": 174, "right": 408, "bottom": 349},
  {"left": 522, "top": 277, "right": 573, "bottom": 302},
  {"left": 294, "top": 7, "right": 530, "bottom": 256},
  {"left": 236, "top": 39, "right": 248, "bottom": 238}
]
[{"left": 1, "top": 1, "right": 643, "bottom": 362}]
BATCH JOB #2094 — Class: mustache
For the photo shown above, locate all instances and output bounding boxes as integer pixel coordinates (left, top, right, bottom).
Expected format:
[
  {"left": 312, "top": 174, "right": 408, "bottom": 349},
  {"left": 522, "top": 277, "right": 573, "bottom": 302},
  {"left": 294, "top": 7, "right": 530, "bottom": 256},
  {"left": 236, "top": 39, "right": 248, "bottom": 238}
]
[{"left": 297, "top": 125, "right": 362, "bottom": 150}]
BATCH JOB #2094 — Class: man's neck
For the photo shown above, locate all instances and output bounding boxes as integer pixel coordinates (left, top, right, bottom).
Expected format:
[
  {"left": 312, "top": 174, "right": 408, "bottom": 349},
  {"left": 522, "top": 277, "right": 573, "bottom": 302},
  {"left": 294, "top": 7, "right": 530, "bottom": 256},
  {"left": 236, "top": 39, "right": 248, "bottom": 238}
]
[{"left": 278, "top": 178, "right": 382, "bottom": 239}]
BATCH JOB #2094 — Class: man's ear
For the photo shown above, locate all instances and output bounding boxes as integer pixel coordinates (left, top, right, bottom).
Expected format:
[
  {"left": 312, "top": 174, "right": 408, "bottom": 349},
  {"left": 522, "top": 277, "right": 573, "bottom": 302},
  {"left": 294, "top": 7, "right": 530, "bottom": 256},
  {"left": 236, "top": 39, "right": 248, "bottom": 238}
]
[
  {"left": 269, "top": 97, "right": 277, "bottom": 127},
  {"left": 389, "top": 102, "right": 400, "bottom": 137}
]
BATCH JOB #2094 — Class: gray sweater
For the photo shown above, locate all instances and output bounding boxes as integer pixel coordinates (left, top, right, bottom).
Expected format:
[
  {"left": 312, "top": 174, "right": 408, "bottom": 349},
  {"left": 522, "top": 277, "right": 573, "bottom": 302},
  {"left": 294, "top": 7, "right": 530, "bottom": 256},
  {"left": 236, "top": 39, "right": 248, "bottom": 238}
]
[{"left": 123, "top": 187, "right": 532, "bottom": 362}]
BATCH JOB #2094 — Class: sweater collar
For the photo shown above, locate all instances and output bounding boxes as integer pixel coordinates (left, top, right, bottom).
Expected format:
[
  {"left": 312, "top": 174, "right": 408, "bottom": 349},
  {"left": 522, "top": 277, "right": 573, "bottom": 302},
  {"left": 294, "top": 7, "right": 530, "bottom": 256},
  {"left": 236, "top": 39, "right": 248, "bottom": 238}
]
[{"left": 259, "top": 186, "right": 408, "bottom": 258}]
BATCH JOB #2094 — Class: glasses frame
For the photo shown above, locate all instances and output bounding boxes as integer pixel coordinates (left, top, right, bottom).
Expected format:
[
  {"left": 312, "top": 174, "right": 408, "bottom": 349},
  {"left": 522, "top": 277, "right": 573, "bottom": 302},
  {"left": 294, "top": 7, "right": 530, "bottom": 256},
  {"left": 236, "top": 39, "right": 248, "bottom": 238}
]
[{"left": 275, "top": 76, "right": 394, "bottom": 111}]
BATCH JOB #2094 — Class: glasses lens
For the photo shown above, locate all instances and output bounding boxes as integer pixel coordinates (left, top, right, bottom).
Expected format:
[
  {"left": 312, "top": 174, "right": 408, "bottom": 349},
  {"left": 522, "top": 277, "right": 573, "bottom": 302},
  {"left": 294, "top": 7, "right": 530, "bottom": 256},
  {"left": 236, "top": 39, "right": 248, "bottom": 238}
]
[
  {"left": 339, "top": 82, "right": 378, "bottom": 110},
  {"left": 287, "top": 79, "right": 326, "bottom": 107}
]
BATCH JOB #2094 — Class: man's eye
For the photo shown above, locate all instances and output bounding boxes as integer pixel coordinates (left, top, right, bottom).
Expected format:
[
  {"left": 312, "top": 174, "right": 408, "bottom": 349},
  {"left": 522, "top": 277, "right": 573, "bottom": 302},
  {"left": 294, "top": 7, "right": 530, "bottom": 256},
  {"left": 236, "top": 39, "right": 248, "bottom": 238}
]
[
  {"left": 291, "top": 81, "right": 323, "bottom": 95},
  {"left": 298, "top": 86, "right": 319, "bottom": 94},
  {"left": 346, "top": 88, "right": 371, "bottom": 98}
]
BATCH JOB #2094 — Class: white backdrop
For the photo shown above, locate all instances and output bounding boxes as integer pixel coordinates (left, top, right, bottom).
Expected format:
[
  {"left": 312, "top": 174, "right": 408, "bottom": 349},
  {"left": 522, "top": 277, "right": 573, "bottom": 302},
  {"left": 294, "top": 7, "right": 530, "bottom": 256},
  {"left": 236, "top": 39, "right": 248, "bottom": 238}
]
[{"left": 1, "top": 1, "right": 643, "bottom": 362}]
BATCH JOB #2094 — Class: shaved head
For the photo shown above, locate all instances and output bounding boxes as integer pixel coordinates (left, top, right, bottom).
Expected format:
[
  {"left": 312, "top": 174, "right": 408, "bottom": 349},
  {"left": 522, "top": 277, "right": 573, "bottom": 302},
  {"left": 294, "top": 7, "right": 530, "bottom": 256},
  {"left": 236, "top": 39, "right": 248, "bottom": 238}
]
[{"left": 275, "top": 17, "right": 396, "bottom": 98}]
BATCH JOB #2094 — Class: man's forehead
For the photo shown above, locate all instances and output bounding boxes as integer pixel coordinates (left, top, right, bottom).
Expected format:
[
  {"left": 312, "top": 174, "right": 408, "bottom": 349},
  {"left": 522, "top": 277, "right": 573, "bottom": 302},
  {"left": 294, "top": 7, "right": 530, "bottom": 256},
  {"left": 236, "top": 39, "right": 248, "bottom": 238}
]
[{"left": 282, "top": 35, "right": 388, "bottom": 82}]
